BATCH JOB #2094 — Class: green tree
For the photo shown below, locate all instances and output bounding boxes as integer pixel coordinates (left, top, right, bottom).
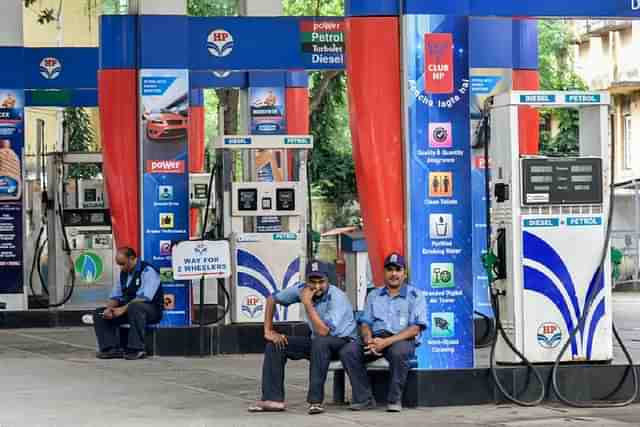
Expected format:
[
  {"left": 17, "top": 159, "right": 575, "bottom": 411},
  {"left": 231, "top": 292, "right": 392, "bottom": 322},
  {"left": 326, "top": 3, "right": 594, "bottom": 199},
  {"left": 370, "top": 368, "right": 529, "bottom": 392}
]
[
  {"left": 187, "top": 0, "right": 237, "bottom": 17},
  {"left": 24, "top": 0, "right": 99, "bottom": 25},
  {"left": 283, "top": 0, "right": 359, "bottom": 226},
  {"left": 538, "top": 20, "right": 587, "bottom": 155},
  {"left": 63, "top": 108, "right": 100, "bottom": 179}
]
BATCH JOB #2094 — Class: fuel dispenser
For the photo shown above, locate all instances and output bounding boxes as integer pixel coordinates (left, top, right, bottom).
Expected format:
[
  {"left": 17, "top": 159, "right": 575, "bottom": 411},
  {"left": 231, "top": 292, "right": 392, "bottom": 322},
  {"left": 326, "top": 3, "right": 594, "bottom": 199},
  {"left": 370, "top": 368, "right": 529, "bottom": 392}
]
[
  {"left": 488, "top": 91, "right": 612, "bottom": 364},
  {"left": 485, "top": 91, "right": 637, "bottom": 407},
  {"left": 189, "top": 172, "right": 218, "bottom": 307},
  {"left": 25, "top": 144, "right": 115, "bottom": 309},
  {"left": 214, "top": 134, "right": 313, "bottom": 323},
  {"left": 62, "top": 174, "right": 115, "bottom": 308}
]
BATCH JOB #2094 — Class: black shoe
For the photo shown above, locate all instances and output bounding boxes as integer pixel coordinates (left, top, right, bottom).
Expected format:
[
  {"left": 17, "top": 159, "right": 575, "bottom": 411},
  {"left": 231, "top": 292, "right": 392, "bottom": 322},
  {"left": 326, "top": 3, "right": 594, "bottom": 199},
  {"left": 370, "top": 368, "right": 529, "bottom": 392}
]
[
  {"left": 96, "top": 348, "right": 124, "bottom": 359},
  {"left": 124, "top": 350, "right": 147, "bottom": 360},
  {"left": 350, "top": 397, "right": 376, "bottom": 411}
]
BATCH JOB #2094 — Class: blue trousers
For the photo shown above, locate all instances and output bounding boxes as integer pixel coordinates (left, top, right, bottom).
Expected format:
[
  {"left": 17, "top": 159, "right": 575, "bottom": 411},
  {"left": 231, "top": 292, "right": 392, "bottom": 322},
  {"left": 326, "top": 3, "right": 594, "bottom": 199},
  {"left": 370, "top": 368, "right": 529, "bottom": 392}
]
[
  {"left": 261, "top": 335, "right": 350, "bottom": 404},
  {"left": 339, "top": 340, "right": 414, "bottom": 404}
]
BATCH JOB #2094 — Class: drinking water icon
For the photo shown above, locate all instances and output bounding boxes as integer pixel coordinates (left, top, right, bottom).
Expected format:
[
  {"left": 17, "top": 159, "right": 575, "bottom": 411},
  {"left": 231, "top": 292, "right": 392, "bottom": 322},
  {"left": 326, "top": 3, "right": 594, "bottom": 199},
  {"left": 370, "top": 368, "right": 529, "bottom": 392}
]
[{"left": 430, "top": 214, "right": 453, "bottom": 239}]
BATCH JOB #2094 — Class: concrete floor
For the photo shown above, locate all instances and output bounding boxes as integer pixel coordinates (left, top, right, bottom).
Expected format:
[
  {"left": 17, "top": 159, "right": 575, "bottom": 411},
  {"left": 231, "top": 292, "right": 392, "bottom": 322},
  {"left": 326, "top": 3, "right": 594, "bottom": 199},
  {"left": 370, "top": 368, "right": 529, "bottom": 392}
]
[{"left": 1, "top": 295, "right": 640, "bottom": 426}]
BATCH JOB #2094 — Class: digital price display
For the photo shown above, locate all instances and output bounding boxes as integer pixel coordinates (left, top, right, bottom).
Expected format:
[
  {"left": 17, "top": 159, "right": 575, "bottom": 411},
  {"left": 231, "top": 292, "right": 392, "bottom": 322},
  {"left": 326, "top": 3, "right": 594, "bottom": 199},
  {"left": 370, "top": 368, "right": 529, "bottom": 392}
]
[
  {"left": 276, "top": 188, "right": 296, "bottom": 211},
  {"left": 238, "top": 188, "right": 258, "bottom": 211},
  {"left": 521, "top": 157, "right": 603, "bottom": 206},
  {"left": 62, "top": 209, "right": 112, "bottom": 227}
]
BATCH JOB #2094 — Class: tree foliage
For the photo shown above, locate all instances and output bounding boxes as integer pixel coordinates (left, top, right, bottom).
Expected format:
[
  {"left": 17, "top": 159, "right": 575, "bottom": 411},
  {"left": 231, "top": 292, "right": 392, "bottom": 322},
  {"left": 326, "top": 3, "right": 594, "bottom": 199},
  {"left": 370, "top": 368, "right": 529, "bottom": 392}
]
[
  {"left": 283, "top": 0, "right": 359, "bottom": 225},
  {"left": 63, "top": 108, "right": 100, "bottom": 179},
  {"left": 308, "top": 72, "right": 356, "bottom": 209},
  {"left": 187, "top": 0, "right": 237, "bottom": 17},
  {"left": 283, "top": 0, "right": 344, "bottom": 16},
  {"left": 538, "top": 20, "right": 587, "bottom": 155}
]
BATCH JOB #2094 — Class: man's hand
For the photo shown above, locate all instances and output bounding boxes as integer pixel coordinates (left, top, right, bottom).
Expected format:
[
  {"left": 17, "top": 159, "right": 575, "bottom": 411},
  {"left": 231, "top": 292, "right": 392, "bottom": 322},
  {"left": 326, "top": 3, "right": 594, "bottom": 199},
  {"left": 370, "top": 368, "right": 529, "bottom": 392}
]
[
  {"left": 112, "top": 306, "right": 126, "bottom": 318},
  {"left": 367, "top": 337, "right": 390, "bottom": 355},
  {"left": 102, "top": 308, "right": 114, "bottom": 320},
  {"left": 264, "top": 329, "right": 288, "bottom": 350},
  {"left": 300, "top": 286, "right": 315, "bottom": 306}
]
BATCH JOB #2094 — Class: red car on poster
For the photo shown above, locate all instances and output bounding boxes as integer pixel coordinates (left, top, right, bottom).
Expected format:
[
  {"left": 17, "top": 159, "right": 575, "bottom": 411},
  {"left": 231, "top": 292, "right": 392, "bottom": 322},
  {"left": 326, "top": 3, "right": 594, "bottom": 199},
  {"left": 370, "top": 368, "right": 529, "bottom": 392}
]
[{"left": 144, "top": 108, "right": 188, "bottom": 141}]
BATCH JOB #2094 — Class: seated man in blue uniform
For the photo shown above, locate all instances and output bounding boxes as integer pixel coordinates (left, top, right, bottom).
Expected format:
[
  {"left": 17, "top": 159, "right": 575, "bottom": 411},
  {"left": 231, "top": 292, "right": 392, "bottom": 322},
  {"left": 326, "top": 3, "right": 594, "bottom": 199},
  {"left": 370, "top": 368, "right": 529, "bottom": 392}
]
[
  {"left": 249, "top": 260, "right": 356, "bottom": 415},
  {"left": 340, "top": 252, "right": 427, "bottom": 412},
  {"left": 93, "top": 247, "right": 164, "bottom": 360}
]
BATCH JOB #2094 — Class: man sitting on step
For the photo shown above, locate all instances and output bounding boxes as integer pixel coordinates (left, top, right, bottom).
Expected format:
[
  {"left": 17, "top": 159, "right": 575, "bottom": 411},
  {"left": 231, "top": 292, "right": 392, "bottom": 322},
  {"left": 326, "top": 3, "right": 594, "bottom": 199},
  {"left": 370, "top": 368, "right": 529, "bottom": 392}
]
[
  {"left": 93, "top": 247, "right": 164, "bottom": 360},
  {"left": 339, "top": 252, "right": 427, "bottom": 412}
]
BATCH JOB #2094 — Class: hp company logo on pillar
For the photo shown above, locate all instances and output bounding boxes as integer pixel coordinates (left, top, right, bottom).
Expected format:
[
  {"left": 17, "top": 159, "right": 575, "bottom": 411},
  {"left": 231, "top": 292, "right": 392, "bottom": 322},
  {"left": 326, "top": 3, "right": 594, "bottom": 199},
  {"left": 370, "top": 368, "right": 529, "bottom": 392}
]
[
  {"left": 208, "top": 29, "right": 234, "bottom": 57},
  {"left": 40, "top": 57, "right": 62, "bottom": 80}
]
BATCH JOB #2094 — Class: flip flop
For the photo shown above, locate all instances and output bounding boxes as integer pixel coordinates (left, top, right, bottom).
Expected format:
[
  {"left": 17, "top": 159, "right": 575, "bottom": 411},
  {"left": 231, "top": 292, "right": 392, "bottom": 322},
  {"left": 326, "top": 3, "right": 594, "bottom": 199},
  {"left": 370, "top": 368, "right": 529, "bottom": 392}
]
[{"left": 248, "top": 401, "right": 286, "bottom": 413}]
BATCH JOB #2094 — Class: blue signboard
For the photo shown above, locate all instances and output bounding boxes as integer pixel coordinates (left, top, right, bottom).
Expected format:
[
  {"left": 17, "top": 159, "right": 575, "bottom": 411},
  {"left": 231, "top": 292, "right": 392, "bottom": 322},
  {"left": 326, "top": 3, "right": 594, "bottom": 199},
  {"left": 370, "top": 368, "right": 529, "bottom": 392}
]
[
  {"left": 23, "top": 48, "right": 98, "bottom": 90},
  {"left": 188, "top": 17, "right": 345, "bottom": 71},
  {"left": 140, "top": 70, "right": 191, "bottom": 326},
  {"left": 404, "top": 15, "right": 474, "bottom": 369},
  {"left": 0, "top": 89, "right": 24, "bottom": 293},
  {"left": 403, "top": 0, "right": 640, "bottom": 17},
  {"left": 190, "top": 71, "right": 248, "bottom": 89}
]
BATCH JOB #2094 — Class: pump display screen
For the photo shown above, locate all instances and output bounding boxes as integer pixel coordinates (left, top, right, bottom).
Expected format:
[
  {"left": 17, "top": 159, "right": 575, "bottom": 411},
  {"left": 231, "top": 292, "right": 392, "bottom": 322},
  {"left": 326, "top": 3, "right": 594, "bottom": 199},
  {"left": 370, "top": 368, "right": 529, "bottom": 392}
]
[
  {"left": 193, "top": 183, "right": 208, "bottom": 200},
  {"left": 62, "top": 209, "right": 111, "bottom": 227},
  {"left": 237, "top": 188, "right": 258, "bottom": 211},
  {"left": 530, "top": 175, "right": 553, "bottom": 184},
  {"left": 84, "top": 189, "right": 97, "bottom": 202},
  {"left": 521, "top": 157, "right": 603, "bottom": 206},
  {"left": 276, "top": 188, "right": 296, "bottom": 211}
]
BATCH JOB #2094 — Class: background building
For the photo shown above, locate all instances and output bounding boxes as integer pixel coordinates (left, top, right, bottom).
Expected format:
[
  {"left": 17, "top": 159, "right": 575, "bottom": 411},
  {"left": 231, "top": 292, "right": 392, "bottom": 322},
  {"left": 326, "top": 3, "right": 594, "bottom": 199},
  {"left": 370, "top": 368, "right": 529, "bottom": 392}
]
[{"left": 573, "top": 19, "right": 640, "bottom": 283}]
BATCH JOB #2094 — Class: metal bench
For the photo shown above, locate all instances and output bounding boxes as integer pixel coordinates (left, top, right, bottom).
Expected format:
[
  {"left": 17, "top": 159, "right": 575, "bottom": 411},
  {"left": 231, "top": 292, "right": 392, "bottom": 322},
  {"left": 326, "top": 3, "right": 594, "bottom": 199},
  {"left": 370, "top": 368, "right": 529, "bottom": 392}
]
[{"left": 328, "top": 357, "right": 418, "bottom": 404}]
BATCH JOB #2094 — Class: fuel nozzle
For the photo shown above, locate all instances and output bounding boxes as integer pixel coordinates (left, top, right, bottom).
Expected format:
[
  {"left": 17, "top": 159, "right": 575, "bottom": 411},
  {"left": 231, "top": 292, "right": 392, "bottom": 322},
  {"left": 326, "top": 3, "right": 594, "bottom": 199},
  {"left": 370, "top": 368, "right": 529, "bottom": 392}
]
[{"left": 481, "top": 250, "right": 499, "bottom": 283}]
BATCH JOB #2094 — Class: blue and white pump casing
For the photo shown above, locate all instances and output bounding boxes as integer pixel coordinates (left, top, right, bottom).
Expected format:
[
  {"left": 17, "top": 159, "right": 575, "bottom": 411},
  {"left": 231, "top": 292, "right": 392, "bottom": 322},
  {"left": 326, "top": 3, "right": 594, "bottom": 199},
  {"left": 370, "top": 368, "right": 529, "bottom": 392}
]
[{"left": 489, "top": 91, "right": 613, "bottom": 363}]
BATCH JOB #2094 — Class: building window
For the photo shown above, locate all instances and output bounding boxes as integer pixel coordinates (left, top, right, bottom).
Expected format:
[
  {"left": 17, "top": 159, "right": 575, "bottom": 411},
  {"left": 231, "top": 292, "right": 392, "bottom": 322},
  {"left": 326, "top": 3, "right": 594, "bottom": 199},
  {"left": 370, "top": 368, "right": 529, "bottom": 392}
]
[{"left": 624, "top": 115, "right": 632, "bottom": 170}]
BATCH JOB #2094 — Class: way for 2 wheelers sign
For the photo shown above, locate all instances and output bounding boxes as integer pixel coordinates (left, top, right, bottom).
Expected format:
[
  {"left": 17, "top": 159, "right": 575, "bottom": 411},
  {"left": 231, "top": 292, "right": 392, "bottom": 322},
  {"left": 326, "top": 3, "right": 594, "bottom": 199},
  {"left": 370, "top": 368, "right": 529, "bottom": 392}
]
[{"left": 172, "top": 240, "right": 231, "bottom": 280}]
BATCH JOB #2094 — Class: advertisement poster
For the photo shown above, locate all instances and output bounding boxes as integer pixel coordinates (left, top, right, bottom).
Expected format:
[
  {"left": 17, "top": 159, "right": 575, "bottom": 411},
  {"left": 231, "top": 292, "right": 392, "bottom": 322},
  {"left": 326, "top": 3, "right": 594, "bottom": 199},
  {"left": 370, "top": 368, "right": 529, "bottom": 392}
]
[
  {"left": 140, "top": 70, "right": 190, "bottom": 326},
  {"left": 470, "top": 69, "right": 512, "bottom": 318},
  {"left": 0, "top": 89, "right": 24, "bottom": 294},
  {"left": 249, "top": 87, "right": 286, "bottom": 233},
  {"left": 403, "top": 16, "right": 474, "bottom": 369},
  {"left": 249, "top": 87, "right": 286, "bottom": 134}
]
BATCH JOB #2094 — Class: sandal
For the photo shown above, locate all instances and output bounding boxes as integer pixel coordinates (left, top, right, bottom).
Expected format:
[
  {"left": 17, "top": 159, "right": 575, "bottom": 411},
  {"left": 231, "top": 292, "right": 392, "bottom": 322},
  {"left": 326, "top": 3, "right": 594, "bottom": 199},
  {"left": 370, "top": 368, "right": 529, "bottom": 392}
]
[
  {"left": 248, "top": 400, "right": 286, "bottom": 413},
  {"left": 308, "top": 404, "right": 324, "bottom": 415}
]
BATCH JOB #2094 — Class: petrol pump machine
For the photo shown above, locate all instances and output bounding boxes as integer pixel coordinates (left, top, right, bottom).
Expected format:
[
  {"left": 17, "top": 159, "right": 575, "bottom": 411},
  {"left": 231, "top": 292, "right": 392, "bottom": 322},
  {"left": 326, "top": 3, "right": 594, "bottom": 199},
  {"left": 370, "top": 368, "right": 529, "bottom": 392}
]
[
  {"left": 489, "top": 91, "right": 612, "bottom": 364},
  {"left": 215, "top": 134, "right": 313, "bottom": 323}
]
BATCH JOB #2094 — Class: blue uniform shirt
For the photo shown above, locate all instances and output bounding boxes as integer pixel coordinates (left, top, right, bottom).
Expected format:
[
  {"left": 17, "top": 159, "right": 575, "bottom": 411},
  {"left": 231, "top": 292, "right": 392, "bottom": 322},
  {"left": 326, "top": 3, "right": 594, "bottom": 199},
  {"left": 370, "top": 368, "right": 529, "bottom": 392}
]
[
  {"left": 359, "top": 284, "right": 428, "bottom": 346},
  {"left": 110, "top": 260, "right": 161, "bottom": 303},
  {"left": 273, "top": 284, "right": 357, "bottom": 339}
]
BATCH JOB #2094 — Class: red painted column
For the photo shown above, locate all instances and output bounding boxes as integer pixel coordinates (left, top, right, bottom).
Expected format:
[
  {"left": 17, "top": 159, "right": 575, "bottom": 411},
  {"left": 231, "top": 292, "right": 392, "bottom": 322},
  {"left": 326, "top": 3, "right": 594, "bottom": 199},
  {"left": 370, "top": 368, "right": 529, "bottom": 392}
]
[
  {"left": 98, "top": 69, "right": 140, "bottom": 252},
  {"left": 513, "top": 70, "right": 540, "bottom": 155},
  {"left": 345, "top": 17, "right": 405, "bottom": 285},
  {"left": 188, "top": 88, "right": 206, "bottom": 238},
  {"left": 286, "top": 84, "right": 309, "bottom": 179}
]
